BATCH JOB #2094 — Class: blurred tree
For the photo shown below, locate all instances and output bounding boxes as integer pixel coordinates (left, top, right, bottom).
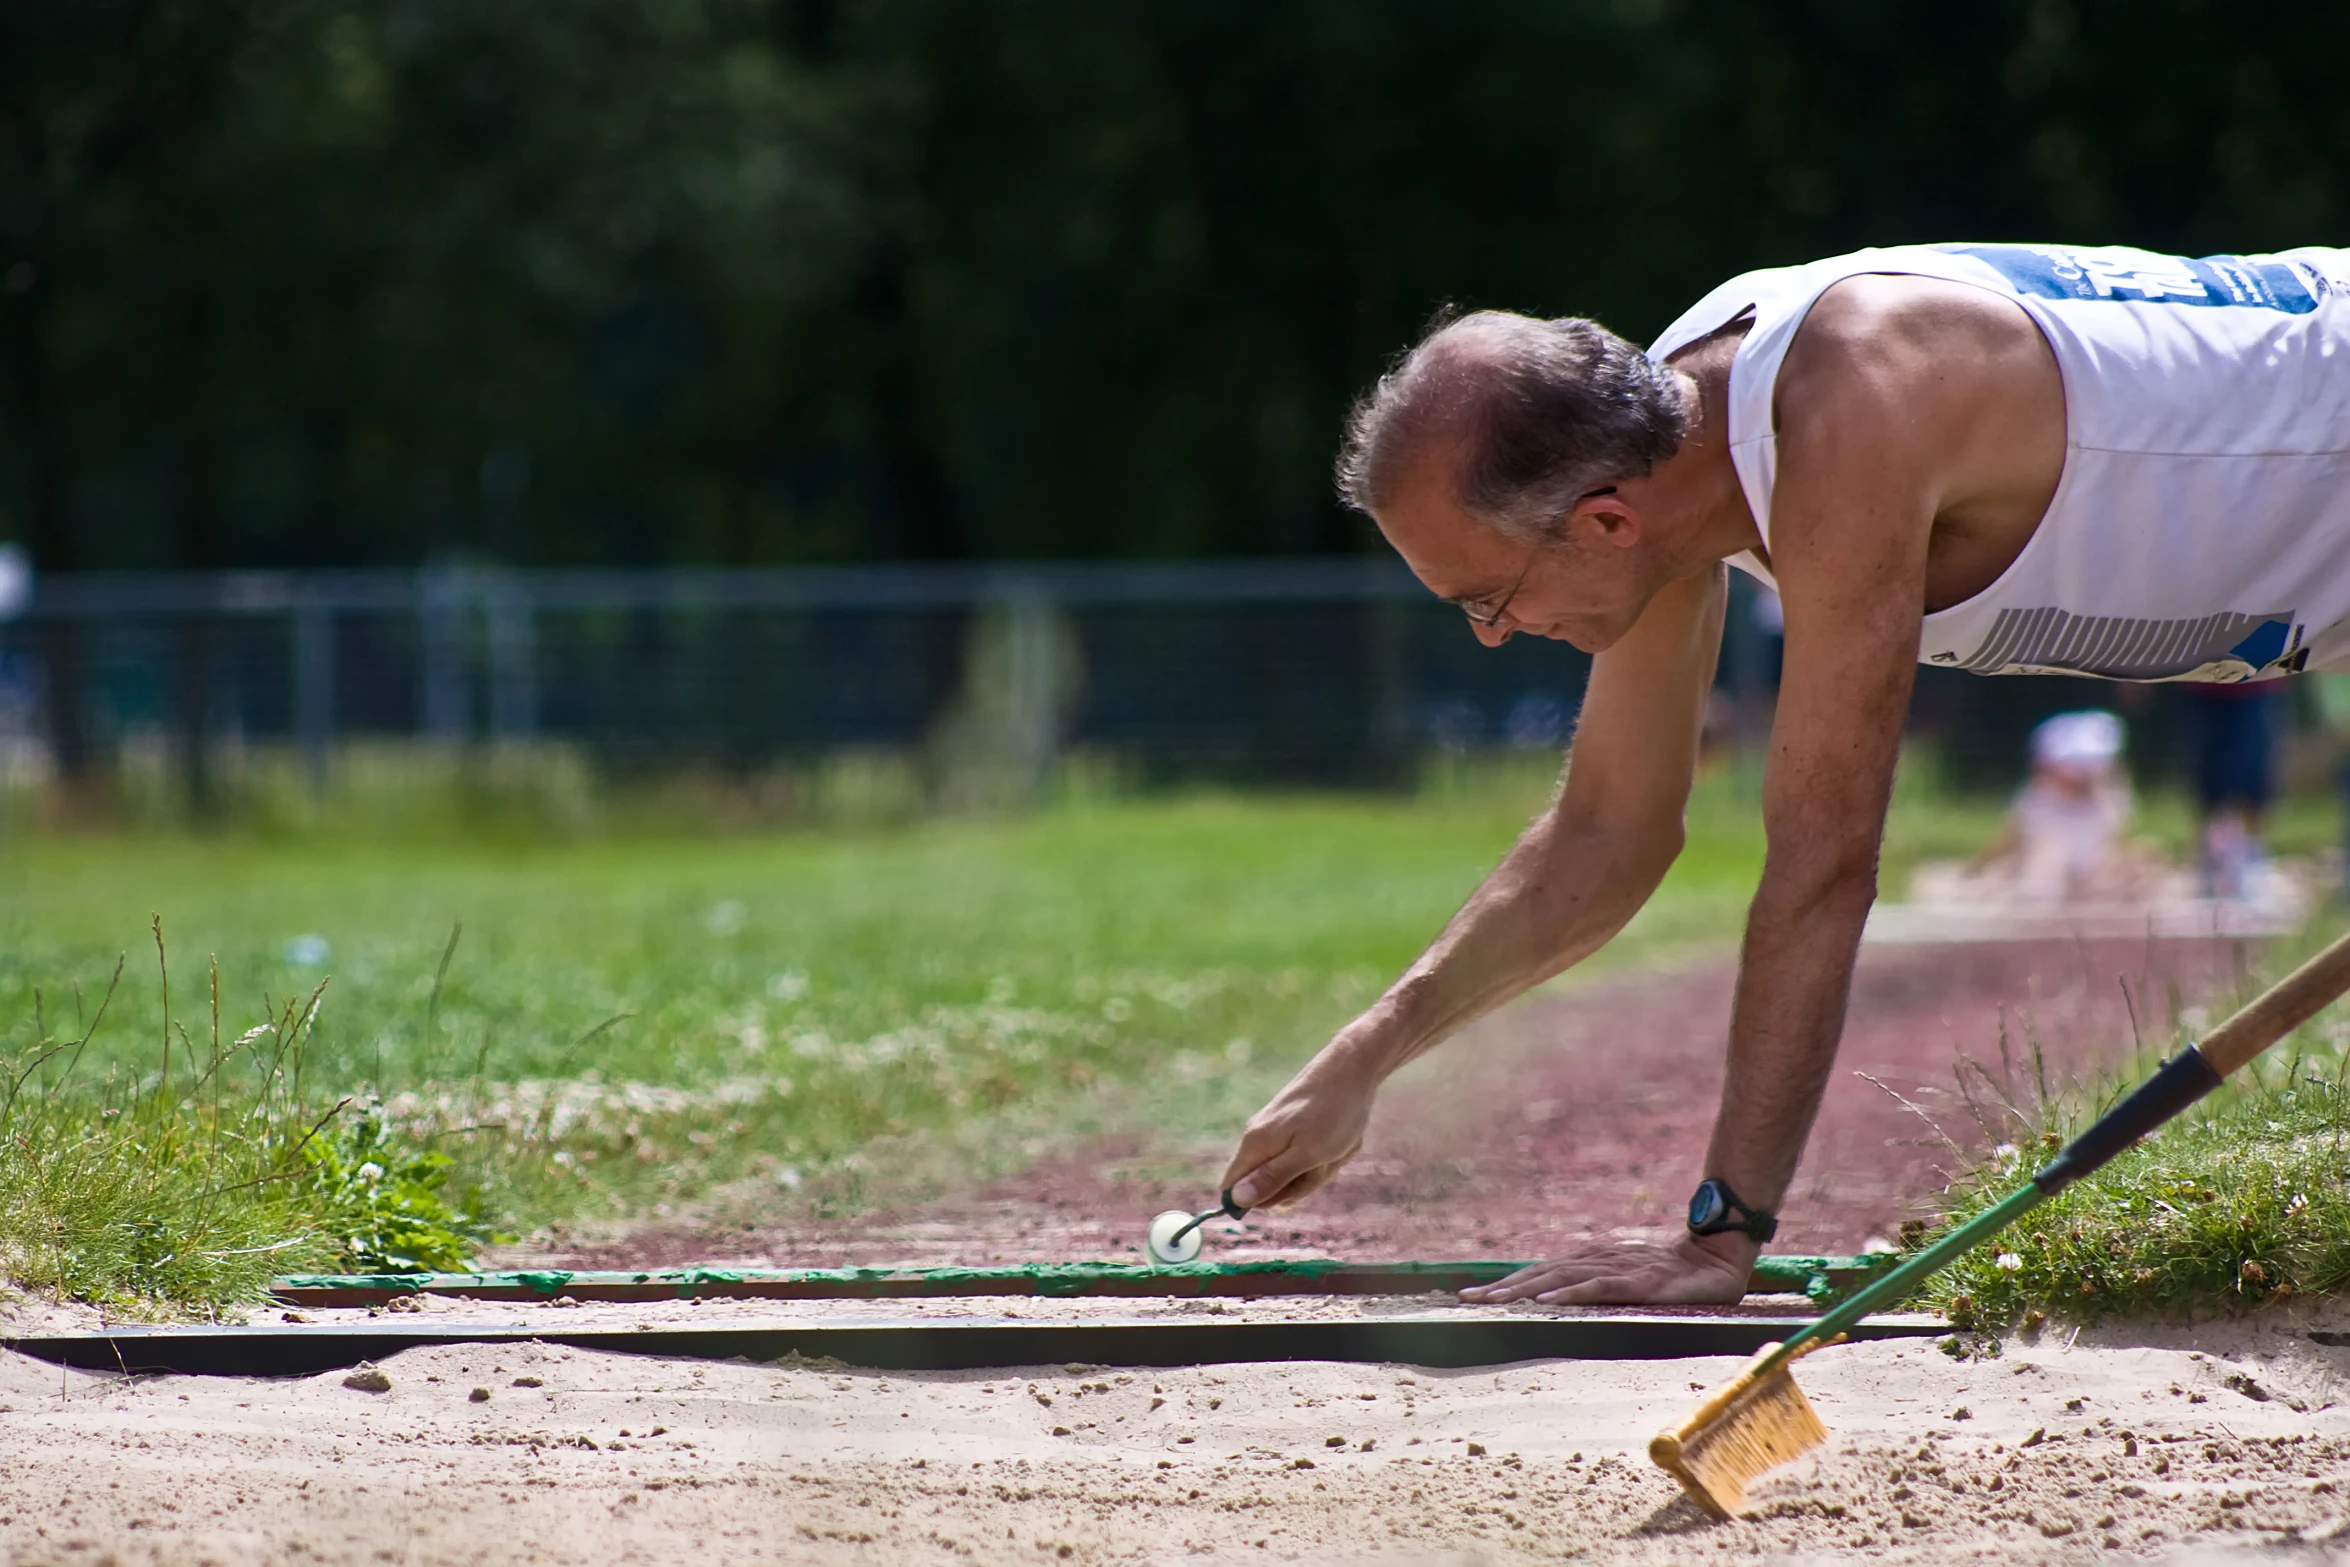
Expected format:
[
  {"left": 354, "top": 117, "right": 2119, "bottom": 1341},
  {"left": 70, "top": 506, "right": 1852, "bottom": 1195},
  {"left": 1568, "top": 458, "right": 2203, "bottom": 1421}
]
[
  {"left": 3, "top": 0, "right": 2349, "bottom": 576},
  {"left": 0, "top": 0, "right": 256, "bottom": 798}
]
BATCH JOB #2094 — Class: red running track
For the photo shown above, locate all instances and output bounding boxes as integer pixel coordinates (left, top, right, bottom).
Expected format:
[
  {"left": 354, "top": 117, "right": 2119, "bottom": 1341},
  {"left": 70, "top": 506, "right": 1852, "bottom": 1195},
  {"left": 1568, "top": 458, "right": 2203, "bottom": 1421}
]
[{"left": 576, "top": 935, "right": 2255, "bottom": 1274}]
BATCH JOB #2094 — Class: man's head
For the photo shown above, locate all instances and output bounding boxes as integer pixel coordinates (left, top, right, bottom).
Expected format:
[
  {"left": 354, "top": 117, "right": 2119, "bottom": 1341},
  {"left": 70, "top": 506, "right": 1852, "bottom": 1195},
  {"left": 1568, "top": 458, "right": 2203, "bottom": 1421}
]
[{"left": 1336, "top": 310, "right": 1700, "bottom": 651}]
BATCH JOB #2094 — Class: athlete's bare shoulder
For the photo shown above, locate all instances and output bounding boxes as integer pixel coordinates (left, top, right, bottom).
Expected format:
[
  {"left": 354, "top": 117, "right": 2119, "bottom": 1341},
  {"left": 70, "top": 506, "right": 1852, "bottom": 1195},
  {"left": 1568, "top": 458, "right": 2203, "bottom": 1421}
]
[
  {"left": 1777, "top": 272, "right": 2055, "bottom": 427},
  {"left": 1772, "top": 272, "right": 2067, "bottom": 611}
]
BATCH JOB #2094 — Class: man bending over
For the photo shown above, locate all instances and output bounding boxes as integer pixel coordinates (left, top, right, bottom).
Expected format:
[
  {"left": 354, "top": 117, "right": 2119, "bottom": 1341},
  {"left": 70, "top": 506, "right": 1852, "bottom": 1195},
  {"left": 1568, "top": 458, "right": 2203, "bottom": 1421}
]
[{"left": 1221, "top": 243, "right": 2350, "bottom": 1305}]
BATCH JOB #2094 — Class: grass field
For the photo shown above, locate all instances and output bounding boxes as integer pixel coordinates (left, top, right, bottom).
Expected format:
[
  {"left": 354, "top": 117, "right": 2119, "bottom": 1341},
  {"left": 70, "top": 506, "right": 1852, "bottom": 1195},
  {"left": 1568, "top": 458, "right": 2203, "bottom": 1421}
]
[
  {"left": 0, "top": 757, "right": 1733, "bottom": 1303},
  {"left": 2, "top": 750, "right": 2344, "bottom": 1313}
]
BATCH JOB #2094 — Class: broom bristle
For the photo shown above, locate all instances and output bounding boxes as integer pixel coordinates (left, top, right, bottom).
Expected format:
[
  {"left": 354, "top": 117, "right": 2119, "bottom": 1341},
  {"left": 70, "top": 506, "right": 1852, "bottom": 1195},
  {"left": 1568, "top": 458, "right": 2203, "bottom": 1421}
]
[{"left": 1649, "top": 1355, "right": 1828, "bottom": 1518}]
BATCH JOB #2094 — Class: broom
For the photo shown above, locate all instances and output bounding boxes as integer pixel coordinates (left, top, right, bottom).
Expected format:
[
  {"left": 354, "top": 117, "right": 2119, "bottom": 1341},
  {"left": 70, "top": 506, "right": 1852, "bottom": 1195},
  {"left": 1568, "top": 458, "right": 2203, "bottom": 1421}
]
[{"left": 1651, "top": 921, "right": 2350, "bottom": 1518}]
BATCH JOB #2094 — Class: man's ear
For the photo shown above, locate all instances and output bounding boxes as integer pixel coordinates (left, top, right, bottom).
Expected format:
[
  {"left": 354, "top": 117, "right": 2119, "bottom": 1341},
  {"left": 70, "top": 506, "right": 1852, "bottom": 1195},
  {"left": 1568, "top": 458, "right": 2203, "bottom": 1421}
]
[{"left": 1568, "top": 487, "right": 1642, "bottom": 550}]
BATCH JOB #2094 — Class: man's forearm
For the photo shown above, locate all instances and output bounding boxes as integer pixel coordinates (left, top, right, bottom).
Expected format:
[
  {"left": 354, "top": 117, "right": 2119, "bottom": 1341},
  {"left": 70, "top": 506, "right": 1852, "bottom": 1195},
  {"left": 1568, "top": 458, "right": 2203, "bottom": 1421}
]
[
  {"left": 1222, "top": 569, "right": 1720, "bottom": 1224},
  {"left": 1220, "top": 804, "right": 1679, "bottom": 1214},
  {"left": 1335, "top": 809, "right": 1680, "bottom": 1082},
  {"left": 1330, "top": 567, "right": 1718, "bottom": 1090},
  {"left": 1702, "top": 861, "right": 1878, "bottom": 1210}
]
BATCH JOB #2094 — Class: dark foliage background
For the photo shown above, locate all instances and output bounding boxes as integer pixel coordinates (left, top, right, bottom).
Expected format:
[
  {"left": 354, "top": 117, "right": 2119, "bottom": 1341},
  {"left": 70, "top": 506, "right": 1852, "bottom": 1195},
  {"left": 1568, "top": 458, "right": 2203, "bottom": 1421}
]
[{"left": 5, "top": 0, "right": 2348, "bottom": 572}]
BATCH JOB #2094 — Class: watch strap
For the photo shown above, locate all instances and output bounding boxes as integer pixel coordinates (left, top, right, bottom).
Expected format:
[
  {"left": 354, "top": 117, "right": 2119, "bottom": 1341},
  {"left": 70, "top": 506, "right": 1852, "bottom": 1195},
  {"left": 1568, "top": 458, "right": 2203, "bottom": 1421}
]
[{"left": 1688, "top": 1177, "right": 1779, "bottom": 1243}]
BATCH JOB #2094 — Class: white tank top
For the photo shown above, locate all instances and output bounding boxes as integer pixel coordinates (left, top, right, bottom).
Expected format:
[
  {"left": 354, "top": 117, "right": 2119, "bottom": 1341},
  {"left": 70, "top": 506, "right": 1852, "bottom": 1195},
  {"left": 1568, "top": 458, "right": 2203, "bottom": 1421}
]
[{"left": 1648, "top": 243, "right": 2350, "bottom": 680}]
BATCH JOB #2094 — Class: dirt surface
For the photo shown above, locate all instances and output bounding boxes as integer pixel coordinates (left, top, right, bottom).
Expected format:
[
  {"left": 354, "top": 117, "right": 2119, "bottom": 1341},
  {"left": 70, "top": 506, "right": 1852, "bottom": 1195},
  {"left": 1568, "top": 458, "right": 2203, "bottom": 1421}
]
[
  {"left": 0, "top": 932, "right": 2328, "bottom": 1567},
  {"left": 7, "top": 1300, "right": 2350, "bottom": 1565},
  {"left": 587, "top": 936, "right": 2255, "bottom": 1273}
]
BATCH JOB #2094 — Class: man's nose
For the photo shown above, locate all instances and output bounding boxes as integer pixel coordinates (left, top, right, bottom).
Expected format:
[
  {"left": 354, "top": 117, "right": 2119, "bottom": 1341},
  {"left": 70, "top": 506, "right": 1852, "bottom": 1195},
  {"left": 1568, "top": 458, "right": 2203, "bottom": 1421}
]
[{"left": 1470, "top": 618, "right": 1515, "bottom": 648}]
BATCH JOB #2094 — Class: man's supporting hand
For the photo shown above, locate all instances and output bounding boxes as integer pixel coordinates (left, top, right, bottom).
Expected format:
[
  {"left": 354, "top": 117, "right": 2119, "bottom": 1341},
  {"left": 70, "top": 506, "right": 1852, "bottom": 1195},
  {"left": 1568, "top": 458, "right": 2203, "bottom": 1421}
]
[
  {"left": 1456, "top": 1230, "right": 1757, "bottom": 1306},
  {"left": 1219, "top": 1048, "right": 1380, "bottom": 1210}
]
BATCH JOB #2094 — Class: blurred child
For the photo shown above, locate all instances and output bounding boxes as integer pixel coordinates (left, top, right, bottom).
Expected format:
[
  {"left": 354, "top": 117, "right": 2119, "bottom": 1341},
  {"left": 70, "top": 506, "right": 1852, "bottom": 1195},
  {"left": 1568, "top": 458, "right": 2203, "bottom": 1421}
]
[{"left": 1967, "top": 709, "right": 2136, "bottom": 901}]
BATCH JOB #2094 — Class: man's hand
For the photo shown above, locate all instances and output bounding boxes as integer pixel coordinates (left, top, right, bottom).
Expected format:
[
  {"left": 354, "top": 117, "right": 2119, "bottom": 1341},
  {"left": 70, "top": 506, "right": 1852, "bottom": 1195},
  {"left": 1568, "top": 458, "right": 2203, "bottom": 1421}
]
[
  {"left": 1220, "top": 1052, "right": 1380, "bottom": 1210},
  {"left": 1456, "top": 1230, "right": 1756, "bottom": 1306},
  {"left": 1215, "top": 569, "right": 1726, "bottom": 1222}
]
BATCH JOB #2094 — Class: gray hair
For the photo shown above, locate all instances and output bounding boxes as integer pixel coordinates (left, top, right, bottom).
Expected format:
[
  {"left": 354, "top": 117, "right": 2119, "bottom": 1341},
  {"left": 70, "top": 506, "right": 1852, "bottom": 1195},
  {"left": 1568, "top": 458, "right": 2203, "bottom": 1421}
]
[{"left": 1334, "top": 310, "right": 1694, "bottom": 547}]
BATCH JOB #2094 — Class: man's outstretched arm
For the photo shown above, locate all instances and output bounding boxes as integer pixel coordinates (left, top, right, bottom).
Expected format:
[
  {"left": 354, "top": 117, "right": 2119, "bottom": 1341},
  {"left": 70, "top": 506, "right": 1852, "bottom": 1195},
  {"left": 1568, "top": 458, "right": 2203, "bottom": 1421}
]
[
  {"left": 1220, "top": 563, "right": 1727, "bottom": 1211},
  {"left": 1464, "top": 287, "right": 1945, "bottom": 1305}
]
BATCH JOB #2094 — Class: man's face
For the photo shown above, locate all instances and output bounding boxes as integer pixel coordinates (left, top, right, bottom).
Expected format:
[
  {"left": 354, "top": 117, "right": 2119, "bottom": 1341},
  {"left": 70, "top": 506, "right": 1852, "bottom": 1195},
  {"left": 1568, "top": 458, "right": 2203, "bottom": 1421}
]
[{"left": 1373, "top": 448, "right": 1660, "bottom": 654}]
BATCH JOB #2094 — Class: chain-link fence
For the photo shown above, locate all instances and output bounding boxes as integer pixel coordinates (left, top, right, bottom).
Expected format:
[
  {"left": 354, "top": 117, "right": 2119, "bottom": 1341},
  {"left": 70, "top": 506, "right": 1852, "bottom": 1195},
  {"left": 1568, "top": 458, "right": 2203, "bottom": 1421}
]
[
  {"left": 0, "top": 561, "right": 2268, "bottom": 815},
  {"left": 1, "top": 562, "right": 1609, "bottom": 804}
]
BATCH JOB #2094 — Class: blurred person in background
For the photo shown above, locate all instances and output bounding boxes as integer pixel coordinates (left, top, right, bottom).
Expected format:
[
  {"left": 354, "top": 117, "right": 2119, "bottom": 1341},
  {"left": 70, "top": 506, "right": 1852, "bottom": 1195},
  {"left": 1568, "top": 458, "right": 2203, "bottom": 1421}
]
[
  {"left": 2184, "top": 683, "right": 2280, "bottom": 900},
  {"left": 1967, "top": 710, "right": 2137, "bottom": 902}
]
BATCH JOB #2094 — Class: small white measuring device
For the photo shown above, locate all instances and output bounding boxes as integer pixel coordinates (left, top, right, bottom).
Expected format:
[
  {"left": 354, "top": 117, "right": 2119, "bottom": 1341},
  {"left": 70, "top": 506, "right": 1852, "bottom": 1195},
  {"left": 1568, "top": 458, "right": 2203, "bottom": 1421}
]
[{"left": 1143, "top": 1190, "right": 1249, "bottom": 1265}]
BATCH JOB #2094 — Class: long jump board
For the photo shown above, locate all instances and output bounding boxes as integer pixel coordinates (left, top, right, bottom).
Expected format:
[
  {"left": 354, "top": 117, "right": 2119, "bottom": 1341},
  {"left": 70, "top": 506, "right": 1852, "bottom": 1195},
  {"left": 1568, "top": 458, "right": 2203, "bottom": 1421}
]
[
  {"left": 6, "top": 1312, "right": 1943, "bottom": 1379},
  {"left": 268, "top": 1256, "right": 1892, "bottom": 1309}
]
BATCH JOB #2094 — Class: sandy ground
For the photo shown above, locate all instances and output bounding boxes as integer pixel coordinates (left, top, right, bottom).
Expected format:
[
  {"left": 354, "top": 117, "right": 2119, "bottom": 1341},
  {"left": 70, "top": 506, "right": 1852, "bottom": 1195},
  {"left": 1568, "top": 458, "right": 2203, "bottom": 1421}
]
[
  {"left": 4, "top": 933, "right": 2317, "bottom": 1565},
  {"left": 7, "top": 1298, "right": 2350, "bottom": 1565}
]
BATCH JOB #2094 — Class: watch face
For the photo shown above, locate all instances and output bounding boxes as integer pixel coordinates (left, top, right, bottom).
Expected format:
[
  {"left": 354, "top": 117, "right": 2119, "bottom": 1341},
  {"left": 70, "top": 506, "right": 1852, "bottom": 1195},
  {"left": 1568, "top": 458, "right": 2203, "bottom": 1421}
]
[{"left": 1688, "top": 1182, "right": 1726, "bottom": 1229}]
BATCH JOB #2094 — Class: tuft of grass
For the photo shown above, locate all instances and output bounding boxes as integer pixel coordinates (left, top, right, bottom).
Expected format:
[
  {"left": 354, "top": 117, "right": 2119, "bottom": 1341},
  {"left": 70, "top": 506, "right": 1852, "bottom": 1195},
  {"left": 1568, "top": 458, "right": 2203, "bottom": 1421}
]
[
  {"left": 304, "top": 1098, "right": 500, "bottom": 1273},
  {"left": 0, "top": 933, "right": 493, "bottom": 1314},
  {"left": 1914, "top": 992, "right": 2350, "bottom": 1330},
  {"left": 0, "top": 953, "right": 340, "bottom": 1313}
]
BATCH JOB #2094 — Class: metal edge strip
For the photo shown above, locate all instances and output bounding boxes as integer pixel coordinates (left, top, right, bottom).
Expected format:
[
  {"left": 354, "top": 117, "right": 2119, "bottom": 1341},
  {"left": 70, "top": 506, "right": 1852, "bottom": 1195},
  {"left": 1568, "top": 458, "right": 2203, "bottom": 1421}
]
[{"left": 5, "top": 1314, "right": 1942, "bottom": 1378}]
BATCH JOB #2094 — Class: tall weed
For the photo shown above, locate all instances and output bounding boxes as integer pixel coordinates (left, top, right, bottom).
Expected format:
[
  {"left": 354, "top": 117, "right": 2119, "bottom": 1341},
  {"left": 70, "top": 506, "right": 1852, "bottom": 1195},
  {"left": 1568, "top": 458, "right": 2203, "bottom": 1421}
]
[
  {"left": 0, "top": 928, "right": 491, "bottom": 1314},
  {"left": 1913, "top": 988, "right": 2350, "bottom": 1329}
]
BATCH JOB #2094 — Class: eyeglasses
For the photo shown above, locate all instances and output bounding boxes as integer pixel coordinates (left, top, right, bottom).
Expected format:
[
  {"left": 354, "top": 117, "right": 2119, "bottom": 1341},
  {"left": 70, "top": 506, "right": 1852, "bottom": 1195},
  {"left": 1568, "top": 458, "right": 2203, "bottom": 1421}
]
[
  {"left": 1459, "top": 556, "right": 1533, "bottom": 630},
  {"left": 1455, "top": 486, "right": 1615, "bottom": 632}
]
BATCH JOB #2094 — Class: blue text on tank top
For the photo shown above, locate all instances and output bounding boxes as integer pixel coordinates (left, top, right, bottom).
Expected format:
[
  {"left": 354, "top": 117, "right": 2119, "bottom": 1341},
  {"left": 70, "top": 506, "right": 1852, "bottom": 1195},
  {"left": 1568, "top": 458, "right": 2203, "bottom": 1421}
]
[{"left": 1935, "top": 244, "right": 2318, "bottom": 314}]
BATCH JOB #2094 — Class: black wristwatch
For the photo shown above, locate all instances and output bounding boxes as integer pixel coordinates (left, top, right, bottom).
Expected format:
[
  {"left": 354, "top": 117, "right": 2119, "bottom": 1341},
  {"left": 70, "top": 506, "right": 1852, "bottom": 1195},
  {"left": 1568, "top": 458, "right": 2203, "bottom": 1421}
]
[{"left": 1687, "top": 1178, "right": 1777, "bottom": 1242}]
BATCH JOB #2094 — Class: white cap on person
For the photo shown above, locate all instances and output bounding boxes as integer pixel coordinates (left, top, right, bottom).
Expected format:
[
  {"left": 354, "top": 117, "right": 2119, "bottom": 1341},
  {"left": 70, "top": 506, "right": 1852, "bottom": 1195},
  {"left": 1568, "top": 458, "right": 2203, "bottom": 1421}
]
[{"left": 2031, "top": 709, "right": 2124, "bottom": 769}]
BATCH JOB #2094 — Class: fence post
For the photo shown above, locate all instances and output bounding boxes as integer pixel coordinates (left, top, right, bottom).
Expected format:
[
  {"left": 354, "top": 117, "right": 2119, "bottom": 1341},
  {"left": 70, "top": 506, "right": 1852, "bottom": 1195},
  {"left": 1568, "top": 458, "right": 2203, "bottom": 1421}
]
[
  {"left": 931, "top": 575, "right": 1077, "bottom": 812},
  {"left": 1365, "top": 594, "right": 1415, "bottom": 787},
  {"left": 175, "top": 598, "right": 216, "bottom": 822},
  {"left": 1002, "top": 578, "right": 1060, "bottom": 796},
  {"left": 485, "top": 573, "right": 537, "bottom": 741},
  {"left": 293, "top": 591, "right": 335, "bottom": 798},
  {"left": 419, "top": 567, "right": 470, "bottom": 745}
]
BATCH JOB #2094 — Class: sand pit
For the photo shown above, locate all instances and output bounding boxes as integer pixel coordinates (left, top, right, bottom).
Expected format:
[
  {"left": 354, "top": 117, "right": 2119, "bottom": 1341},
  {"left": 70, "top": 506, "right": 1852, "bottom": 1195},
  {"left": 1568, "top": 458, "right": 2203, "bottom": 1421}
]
[
  {"left": 3, "top": 935, "right": 2316, "bottom": 1563},
  {"left": 7, "top": 1299, "right": 2350, "bottom": 1564}
]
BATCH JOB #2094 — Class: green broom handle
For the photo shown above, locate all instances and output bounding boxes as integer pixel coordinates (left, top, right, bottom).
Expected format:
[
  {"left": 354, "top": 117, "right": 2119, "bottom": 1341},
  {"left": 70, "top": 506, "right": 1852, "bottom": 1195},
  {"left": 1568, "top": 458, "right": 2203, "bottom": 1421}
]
[
  {"left": 1752, "top": 922, "right": 2350, "bottom": 1377},
  {"left": 1761, "top": 1184, "right": 2047, "bottom": 1369}
]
